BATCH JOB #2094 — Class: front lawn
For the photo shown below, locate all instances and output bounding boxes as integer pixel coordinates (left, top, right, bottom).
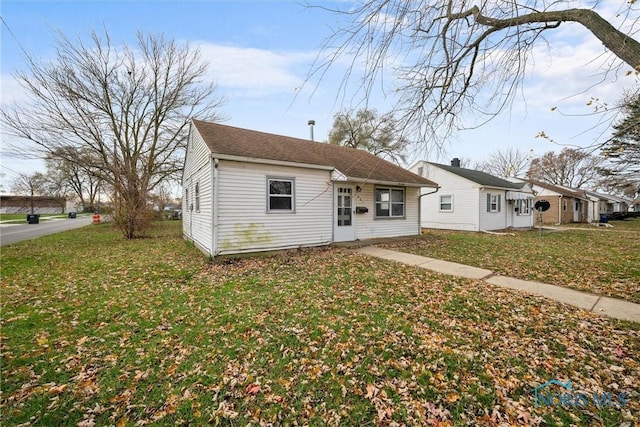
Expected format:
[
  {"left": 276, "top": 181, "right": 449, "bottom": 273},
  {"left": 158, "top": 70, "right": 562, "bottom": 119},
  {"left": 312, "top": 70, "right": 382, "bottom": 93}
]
[
  {"left": 380, "top": 220, "right": 640, "bottom": 304},
  {"left": 1, "top": 221, "right": 638, "bottom": 425}
]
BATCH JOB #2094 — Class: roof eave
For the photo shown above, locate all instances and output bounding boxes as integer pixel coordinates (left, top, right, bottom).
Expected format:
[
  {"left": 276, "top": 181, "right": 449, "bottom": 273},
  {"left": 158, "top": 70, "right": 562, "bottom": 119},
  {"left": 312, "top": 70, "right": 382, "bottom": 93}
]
[
  {"left": 212, "top": 153, "right": 335, "bottom": 171},
  {"left": 476, "top": 185, "right": 530, "bottom": 192},
  {"left": 343, "top": 177, "right": 438, "bottom": 188}
]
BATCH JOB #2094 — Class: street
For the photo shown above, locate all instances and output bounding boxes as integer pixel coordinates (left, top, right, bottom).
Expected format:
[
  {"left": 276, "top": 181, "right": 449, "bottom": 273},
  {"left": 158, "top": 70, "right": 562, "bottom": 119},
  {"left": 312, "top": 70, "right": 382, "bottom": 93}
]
[{"left": 0, "top": 216, "right": 95, "bottom": 246}]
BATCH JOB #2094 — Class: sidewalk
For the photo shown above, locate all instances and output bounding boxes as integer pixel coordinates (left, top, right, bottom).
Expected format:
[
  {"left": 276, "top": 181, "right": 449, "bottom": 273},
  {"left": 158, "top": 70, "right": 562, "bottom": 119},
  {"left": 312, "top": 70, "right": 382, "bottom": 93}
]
[{"left": 356, "top": 246, "right": 640, "bottom": 323}]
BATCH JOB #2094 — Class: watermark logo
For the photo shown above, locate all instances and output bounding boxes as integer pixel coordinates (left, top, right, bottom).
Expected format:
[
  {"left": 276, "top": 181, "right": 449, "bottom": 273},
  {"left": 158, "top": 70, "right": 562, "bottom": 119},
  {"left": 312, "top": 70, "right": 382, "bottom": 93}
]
[{"left": 534, "top": 379, "right": 628, "bottom": 409}]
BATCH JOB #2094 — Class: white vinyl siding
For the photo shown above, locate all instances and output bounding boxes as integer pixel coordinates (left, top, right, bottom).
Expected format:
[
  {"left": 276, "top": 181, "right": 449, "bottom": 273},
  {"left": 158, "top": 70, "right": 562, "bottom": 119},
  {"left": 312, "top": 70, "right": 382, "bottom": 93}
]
[
  {"left": 215, "top": 161, "right": 332, "bottom": 255},
  {"left": 355, "top": 185, "right": 421, "bottom": 239},
  {"left": 182, "top": 127, "right": 214, "bottom": 254},
  {"left": 479, "top": 190, "right": 507, "bottom": 231},
  {"left": 412, "top": 162, "right": 480, "bottom": 231},
  {"left": 409, "top": 161, "right": 533, "bottom": 231}
]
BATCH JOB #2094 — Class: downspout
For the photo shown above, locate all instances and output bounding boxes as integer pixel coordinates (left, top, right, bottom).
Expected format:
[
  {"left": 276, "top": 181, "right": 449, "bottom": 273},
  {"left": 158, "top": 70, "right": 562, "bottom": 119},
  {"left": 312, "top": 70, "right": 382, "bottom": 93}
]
[
  {"left": 212, "top": 157, "right": 219, "bottom": 256},
  {"left": 479, "top": 187, "right": 484, "bottom": 232},
  {"left": 418, "top": 186, "right": 440, "bottom": 234}
]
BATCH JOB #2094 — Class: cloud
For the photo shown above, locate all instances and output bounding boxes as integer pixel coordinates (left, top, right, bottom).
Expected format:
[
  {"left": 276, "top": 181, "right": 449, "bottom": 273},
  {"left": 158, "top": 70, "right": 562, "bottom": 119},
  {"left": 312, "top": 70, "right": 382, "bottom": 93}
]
[
  {"left": 508, "top": 28, "right": 637, "bottom": 118},
  {"left": 197, "top": 42, "right": 317, "bottom": 97},
  {"left": 0, "top": 74, "right": 30, "bottom": 107}
]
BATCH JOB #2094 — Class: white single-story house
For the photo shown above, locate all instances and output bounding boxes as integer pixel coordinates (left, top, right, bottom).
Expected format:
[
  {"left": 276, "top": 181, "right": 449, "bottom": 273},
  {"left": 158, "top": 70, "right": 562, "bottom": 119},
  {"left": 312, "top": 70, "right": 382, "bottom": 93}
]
[
  {"left": 408, "top": 159, "right": 534, "bottom": 231},
  {"left": 584, "top": 190, "right": 621, "bottom": 222},
  {"left": 182, "top": 119, "right": 438, "bottom": 256}
]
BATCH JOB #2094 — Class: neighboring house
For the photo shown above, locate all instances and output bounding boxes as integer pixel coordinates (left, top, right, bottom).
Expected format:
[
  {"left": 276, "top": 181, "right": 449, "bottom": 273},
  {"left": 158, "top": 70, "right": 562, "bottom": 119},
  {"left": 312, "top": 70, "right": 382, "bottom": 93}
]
[
  {"left": 409, "top": 159, "right": 534, "bottom": 231},
  {"left": 182, "top": 119, "right": 438, "bottom": 256},
  {"left": 605, "top": 193, "right": 630, "bottom": 215},
  {"left": 525, "top": 180, "right": 589, "bottom": 224},
  {"left": 631, "top": 198, "right": 640, "bottom": 213},
  {"left": 583, "top": 190, "right": 630, "bottom": 222}
]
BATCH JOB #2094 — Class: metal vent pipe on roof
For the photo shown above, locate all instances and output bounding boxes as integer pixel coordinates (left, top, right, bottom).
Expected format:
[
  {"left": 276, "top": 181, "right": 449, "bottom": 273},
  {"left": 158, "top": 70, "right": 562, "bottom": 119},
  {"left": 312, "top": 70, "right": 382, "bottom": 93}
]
[
  {"left": 451, "top": 158, "right": 461, "bottom": 167},
  {"left": 308, "top": 120, "right": 315, "bottom": 141}
]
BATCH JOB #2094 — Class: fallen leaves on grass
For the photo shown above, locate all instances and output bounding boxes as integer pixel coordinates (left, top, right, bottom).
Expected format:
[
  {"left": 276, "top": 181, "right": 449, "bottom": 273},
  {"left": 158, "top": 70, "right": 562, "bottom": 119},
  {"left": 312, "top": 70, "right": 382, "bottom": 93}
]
[
  {"left": 1, "top": 222, "right": 638, "bottom": 425},
  {"left": 382, "top": 226, "right": 640, "bottom": 303}
]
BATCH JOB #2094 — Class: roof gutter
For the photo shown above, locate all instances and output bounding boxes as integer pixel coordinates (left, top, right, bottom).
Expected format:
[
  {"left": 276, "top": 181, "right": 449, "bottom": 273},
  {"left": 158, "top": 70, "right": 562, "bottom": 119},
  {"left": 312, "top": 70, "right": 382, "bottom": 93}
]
[{"left": 344, "top": 177, "right": 438, "bottom": 188}]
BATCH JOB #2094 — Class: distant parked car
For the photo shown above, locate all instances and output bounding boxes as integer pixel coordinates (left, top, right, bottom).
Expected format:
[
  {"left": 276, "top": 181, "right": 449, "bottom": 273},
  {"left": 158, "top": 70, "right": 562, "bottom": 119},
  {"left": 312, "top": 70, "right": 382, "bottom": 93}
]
[{"left": 171, "top": 210, "right": 182, "bottom": 220}]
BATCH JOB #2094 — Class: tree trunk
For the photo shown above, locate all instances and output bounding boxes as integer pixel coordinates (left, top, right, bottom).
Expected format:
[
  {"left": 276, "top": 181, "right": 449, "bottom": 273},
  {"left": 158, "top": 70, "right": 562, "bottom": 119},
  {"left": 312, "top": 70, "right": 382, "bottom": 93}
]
[
  {"left": 472, "top": 7, "right": 640, "bottom": 70},
  {"left": 571, "top": 9, "right": 640, "bottom": 71}
]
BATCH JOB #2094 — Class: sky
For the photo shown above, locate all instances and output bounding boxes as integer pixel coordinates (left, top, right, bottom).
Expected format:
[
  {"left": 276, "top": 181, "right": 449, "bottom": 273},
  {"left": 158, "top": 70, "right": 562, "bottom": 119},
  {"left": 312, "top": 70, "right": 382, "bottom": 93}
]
[{"left": 1, "top": 0, "right": 638, "bottom": 194}]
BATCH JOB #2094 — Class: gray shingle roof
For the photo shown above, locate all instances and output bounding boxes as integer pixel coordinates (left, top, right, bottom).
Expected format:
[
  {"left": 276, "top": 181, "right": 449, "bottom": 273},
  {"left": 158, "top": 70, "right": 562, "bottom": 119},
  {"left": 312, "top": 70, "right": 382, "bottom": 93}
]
[
  {"left": 193, "top": 120, "right": 437, "bottom": 187},
  {"left": 429, "top": 162, "right": 525, "bottom": 189}
]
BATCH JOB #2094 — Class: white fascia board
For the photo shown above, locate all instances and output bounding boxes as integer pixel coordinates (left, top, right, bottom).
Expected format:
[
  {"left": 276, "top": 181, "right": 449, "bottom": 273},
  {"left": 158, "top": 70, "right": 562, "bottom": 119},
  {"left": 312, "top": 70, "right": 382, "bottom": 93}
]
[
  {"left": 212, "top": 153, "right": 335, "bottom": 171},
  {"left": 341, "top": 177, "right": 437, "bottom": 188}
]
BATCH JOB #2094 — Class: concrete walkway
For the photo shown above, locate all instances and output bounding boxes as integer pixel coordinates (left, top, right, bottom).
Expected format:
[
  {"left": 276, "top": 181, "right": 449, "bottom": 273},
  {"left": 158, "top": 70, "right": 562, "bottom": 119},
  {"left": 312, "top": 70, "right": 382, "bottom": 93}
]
[{"left": 356, "top": 246, "right": 640, "bottom": 323}]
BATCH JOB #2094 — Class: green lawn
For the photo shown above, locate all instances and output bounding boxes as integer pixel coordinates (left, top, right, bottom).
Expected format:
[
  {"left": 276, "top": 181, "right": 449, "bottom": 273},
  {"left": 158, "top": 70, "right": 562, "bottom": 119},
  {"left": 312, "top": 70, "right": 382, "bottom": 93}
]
[
  {"left": 380, "top": 219, "right": 640, "bottom": 304},
  {"left": 1, "top": 221, "right": 638, "bottom": 426}
]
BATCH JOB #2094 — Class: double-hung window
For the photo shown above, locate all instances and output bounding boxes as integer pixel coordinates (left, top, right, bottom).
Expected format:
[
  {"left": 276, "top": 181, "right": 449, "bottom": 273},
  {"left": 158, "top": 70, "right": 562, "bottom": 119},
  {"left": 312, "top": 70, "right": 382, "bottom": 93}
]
[
  {"left": 487, "top": 194, "right": 501, "bottom": 213},
  {"left": 375, "top": 187, "right": 405, "bottom": 218},
  {"left": 440, "top": 195, "right": 453, "bottom": 212},
  {"left": 267, "top": 177, "right": 294, "bottom": 212}
]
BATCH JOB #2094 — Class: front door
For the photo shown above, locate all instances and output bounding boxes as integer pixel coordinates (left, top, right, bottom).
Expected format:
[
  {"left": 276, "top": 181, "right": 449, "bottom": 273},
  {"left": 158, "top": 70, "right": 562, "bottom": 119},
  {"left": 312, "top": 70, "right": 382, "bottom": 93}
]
[
  {"left": 334, "top": 185, "right": 355, "bottom": 242},
  {"left": 573, "top": 200, "right": 581, "bottom": 222}
]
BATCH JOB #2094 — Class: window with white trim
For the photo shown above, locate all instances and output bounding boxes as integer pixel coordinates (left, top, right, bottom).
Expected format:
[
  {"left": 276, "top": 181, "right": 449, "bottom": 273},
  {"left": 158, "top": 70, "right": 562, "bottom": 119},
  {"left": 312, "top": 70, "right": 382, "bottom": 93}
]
[
  {"left": 267, "top": 177, "right": 294, "bottom": 212},
  {"left": 487, "top": 194, "right": 501, "bottom": 213},
  {"left": 439, "top": 195, "right": 453, "bottom": 212},
  {"left": 375, "top": 187, "right": 405, "bottom": 218}
]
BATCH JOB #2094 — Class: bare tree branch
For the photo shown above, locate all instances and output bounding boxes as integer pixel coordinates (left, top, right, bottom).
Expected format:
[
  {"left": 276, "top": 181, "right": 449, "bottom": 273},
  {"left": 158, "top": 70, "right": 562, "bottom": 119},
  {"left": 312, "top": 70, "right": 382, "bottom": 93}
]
[
  {"left": 0, "top": 29, "right": 225, "bottom": 238},
  {"left": 305, "top": 0, "right": 640, "bottom": 146}
]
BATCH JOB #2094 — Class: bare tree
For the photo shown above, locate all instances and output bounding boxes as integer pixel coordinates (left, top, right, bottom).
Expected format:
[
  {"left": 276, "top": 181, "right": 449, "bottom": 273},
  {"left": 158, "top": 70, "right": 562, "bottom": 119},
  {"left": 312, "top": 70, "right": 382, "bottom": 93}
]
[
  {"left": 42, "top": 163, "right": 72, "bottom": 213},
  {"left": 328, "top": 108, "right": 410, "bottom": 163},
  {"left": 148, "top": 183, "right": 175, "bottom": 219},
  {"left": 477, "top": 147, "right": 532, "bottom": 178},
  {"left": 11, "top": 172, "right": 46, "bottom": 214},
  {"left": 45, "top": 148, "right": 103, "bottom": 212},
  {"left": 307, "top": 1, "right": 640, "bottom": 144},
  {"left": 1, "top": 30, "right": 225, "bottom": 238},
  {"left": 527, "top": 148, "right": 603, "bottom": 188}
]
